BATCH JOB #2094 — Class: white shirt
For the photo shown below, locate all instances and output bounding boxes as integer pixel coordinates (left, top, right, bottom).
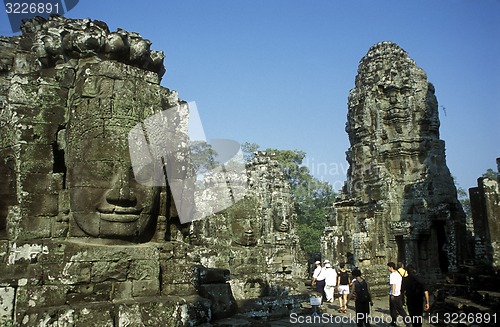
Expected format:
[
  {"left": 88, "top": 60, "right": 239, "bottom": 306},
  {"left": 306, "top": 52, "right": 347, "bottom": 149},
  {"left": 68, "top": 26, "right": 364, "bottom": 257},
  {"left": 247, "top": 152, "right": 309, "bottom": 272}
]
[
  {"left": 324, "top": 267, "right": 337, "bottom": 286},
  {"left": 313, "top": 266, "right": 325, "bottom": 281},
  {"left": 389, "top": 271, "right": 402, "bottom": 296}
]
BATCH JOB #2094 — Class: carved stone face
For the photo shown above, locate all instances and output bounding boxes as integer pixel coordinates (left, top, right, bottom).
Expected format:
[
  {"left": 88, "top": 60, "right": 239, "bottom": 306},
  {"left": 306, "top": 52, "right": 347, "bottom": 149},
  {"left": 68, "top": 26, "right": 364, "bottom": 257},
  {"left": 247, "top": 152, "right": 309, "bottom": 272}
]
[
  {"left": 67, "top": 136, "right": 160, "bottom": 240},
  {"left": 272, "top": 205, "right": 290, "bottom": 232},
  {"left": 228, "top": 197, "right": 261, "bottom": 246},
  {"left": 65, "top": 66, "right": 163, "bottom": 240},
  {"left": 231, "top": 215, "right": 259, "bottom": 246}
]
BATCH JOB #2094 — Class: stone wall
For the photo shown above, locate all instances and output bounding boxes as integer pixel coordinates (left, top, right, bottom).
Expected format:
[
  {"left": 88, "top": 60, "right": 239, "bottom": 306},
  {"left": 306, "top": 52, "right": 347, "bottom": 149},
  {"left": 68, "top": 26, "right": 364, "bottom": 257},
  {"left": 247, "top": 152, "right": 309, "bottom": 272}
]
[
  {"left": 0, "top": 16, "right": 306, "bottom": 326},
  {"left": 469, "top": 158, "right": 500, "bottom": 268},
  {"left": 322, "top": 42, "right": 468, "bottom": 290}
]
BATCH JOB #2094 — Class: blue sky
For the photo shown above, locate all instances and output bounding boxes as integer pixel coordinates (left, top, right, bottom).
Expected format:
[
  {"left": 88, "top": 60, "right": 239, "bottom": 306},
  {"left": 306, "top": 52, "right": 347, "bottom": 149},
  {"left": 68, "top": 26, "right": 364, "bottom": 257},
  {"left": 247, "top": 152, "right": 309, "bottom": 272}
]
[{"left": 1, "top": 0, "right": 499, "bottom": 191}]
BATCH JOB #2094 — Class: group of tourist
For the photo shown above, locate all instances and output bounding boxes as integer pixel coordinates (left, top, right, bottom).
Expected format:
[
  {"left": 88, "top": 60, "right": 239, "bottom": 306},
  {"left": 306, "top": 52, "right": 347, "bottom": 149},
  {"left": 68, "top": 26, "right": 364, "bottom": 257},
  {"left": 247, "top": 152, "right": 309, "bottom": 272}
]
[{"left": 311, "top": 260, "right": 430, "bottom": 327}]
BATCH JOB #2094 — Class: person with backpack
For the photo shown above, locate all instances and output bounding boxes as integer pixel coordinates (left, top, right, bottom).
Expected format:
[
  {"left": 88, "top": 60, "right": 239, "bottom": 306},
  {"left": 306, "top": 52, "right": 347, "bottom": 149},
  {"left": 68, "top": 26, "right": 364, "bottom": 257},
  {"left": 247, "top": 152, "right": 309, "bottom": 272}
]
[
  {"left": 337, "top": 263, "right": 350, "bottom": 313},
  {"left": 348, "top": 269, "right": 373, "bottom": 327},
  {"left": 404, "top": 264, "right": 430, "bottom": 327}
]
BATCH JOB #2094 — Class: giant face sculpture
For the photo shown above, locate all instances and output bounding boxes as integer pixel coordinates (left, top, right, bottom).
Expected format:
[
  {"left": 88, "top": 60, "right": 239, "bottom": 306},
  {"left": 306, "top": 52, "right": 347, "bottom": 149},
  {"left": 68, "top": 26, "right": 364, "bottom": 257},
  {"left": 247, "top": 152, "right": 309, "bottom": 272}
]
[
  {"left": 67, "top": 137, "right": 160, "bottom": 240},
  {"left": 227, "top": 197, "right": 261, "bottom": 246},
  {"left": 65, "top": 67, "right": 163, "bottom": 241}
]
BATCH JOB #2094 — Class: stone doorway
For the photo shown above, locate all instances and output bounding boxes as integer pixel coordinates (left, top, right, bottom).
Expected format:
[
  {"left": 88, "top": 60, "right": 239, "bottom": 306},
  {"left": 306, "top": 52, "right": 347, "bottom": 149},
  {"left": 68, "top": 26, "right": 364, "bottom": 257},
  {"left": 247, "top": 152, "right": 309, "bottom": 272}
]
[{"left": 434, "top": 221, "right": 449, "bottom": 273}]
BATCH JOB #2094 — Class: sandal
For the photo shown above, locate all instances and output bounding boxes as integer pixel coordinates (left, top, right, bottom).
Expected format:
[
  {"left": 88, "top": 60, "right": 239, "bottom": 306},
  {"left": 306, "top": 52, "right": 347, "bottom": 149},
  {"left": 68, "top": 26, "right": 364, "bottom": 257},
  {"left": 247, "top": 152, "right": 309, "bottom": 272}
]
[{"left": 343, "top": 308, "right": 347, "bottom": 313}]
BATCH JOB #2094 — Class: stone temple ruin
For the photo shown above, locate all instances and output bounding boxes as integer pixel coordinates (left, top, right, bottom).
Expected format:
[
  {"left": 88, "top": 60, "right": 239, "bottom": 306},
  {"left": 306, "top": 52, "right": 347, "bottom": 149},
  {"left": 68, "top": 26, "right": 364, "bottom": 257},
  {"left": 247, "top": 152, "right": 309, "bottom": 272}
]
[
  {"left": 0, "top": 15, "right": 497, "bottom": 326},
  {"left": 0, "top": 16, "right": 306, "bottom": 326},
  {"left": 469, "top": 158, "right": 500, "bottom": 268},
  {"left": 322, "top": 42, "right": 469, "bottom": 290}
]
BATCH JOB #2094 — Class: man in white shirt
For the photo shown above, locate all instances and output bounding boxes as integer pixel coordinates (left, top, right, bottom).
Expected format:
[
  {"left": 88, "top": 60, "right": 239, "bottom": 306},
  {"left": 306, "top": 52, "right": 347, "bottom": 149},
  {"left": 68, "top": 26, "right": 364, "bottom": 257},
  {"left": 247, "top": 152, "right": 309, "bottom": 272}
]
[
  {"left": 323, "top": 263, "right": 337, "bottom": 303},
  {"left": 387, "top": 262, "right": 410, "bottom": 326},
  {"left": 312, "top": 260, "right": 326, "bottom": 303}
]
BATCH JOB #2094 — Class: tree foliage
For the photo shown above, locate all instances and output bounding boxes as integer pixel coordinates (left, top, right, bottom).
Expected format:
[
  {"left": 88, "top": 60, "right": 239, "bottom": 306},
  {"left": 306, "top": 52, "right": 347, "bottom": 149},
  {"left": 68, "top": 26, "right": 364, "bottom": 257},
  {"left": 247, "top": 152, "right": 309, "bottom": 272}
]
[{"left": 482, "top": 168, "right": 499, "bottom": 180}]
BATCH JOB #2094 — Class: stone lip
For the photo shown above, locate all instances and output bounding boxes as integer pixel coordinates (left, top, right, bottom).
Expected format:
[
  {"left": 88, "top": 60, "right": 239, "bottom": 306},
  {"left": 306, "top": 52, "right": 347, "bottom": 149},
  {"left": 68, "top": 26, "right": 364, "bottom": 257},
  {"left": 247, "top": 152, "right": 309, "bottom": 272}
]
[{"left": 19, "top": 15, "right": 166, "bottom": 77}]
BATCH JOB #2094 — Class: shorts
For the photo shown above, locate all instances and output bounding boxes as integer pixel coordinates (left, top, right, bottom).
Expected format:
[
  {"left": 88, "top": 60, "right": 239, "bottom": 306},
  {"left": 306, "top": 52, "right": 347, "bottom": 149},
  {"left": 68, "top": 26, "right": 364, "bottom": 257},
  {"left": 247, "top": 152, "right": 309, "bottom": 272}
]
[{"left": 338, "top": 285, "right": 350, "bottom": 295}]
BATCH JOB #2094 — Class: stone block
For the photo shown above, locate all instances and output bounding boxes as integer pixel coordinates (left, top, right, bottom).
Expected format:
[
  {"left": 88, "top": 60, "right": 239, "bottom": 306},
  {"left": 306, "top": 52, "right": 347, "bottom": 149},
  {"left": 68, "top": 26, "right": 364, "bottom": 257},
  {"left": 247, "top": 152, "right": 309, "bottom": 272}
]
[
  {"left": 20, "top": 173, "right": 52, "bottom": 194},
  {"left": 5, "top": 241, "right": 48, "bottom": 265},
  {"left": 91, "top": 259, "right": 129, "bottom": 283},
  {"left": 0, "top": 286, "right": 15, "bottom": 322},
  {"left": 16, "top": 216, "right": 52, "bottom": 240},
  {"left": 160, "top": 260, "right": 195, "bottom": 285},
  {"left": 132, "top": 279, "right": 160, "bottom": 297},
  {"left": 61, "top": 241, "right": 160, "bottom": 262},
  {"left": 16, "top": 306, "right": 111, "bottom": 327},
  {"left": 162, "top": 283, "right": 197, "bottom": 297},
  {"left": 116, "top": 296, "right": 210, "bottom": 327},
  {"left": 0, "top": 263, "right": 43, "bottom": 286},
  {"left": 72, "top": 304, "right": 114, "bottom": 326},
  {"left": 21, "top": 193, "right": 59, "bottom": 217},
  {"left": 128, "top": 259, "right": 159, "bottom": 280},
  {"left": 51, "top": 219, "right": 69, "bottom": 238},
  {"left": 66, "top": 282, "right": 112, "bottom": 304},
  {"left": 38, "top": 84, "right": 69, "bottom": 109},
  {"left": 19, "top": 144, "right": 53, "bottom": 173},
  {"left": 16, "top": 285, "right": 67, "bottom": 309},
  {"left": 199, "top": 284, "right": 237, "bottom": 320},
  {"left": 112, "top": 281, "right": 133, "bottom": 301},
  {"left": 8, "top": 79, "right": 39, "bottom": 106},
  {"left": 43, "top": 261, "right": 91, "bottom": 285}
]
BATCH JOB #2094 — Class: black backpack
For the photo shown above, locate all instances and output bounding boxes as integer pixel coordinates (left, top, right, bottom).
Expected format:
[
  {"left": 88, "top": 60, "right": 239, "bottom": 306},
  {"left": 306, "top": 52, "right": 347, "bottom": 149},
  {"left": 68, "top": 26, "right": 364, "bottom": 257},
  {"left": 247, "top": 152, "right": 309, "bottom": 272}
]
[{"left": 355, "top": 278, "right": 370, "bottom": 302}]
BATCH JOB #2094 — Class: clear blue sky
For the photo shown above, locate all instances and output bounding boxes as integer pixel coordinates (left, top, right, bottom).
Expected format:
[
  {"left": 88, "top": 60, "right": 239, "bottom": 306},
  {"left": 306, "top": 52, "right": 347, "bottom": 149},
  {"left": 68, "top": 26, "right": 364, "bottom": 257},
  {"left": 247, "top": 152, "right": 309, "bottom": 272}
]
[{"left": 1, "top": 0, "right": 499, "bottom": 191}]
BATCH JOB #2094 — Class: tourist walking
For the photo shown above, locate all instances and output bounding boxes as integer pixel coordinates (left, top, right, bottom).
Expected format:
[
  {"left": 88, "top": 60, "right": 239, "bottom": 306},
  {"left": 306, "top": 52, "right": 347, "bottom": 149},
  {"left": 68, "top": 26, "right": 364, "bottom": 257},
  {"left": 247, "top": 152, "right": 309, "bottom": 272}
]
[
  {"left": 337, "top": 263, "right": 350, "bottom": 313},
  {"left": 348, "top": 269, "right": 373, "bottom": 327},
  {"left": 404, "top": 264, "right": 430, "bottom": 327},
  {"left": 387, "top": 262, "right": 410, "bottom": 326},
  {"left": 324, "top": 262, "right": 337, "bottom": 303},
  {"left": 397, "top": 261, "right": 409, "bottom": 303},
  {"left": 311, "top": 260, "right": 326, "bottom": 303}
]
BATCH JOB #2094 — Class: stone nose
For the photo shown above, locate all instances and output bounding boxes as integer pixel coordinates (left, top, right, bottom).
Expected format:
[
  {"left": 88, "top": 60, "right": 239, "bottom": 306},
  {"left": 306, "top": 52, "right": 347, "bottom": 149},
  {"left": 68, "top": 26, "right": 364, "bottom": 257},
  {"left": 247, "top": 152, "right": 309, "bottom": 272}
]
[{"left": 106, "top": 167, "right": 137, "bottom": 206}]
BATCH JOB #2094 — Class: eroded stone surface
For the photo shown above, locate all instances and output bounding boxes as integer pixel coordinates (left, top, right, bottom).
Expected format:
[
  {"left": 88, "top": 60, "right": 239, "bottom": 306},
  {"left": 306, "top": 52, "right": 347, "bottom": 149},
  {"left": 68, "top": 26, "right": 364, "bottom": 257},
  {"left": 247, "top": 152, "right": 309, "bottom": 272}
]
[
  {"left": 191, "top": 152, "right": 308, "bottom": 312},
  {"left": 469, "top": 158, "right": 500, "bottom": 268},
  {"left": 322, "top": 42, "right": 468, "bottom": 290}
]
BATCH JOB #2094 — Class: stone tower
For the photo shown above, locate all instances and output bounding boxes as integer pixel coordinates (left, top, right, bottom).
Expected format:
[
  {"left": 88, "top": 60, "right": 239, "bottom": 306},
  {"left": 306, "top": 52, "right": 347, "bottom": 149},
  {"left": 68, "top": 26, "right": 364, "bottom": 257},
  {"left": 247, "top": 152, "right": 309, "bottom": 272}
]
[{"left": 322, "top": 42, "right": 468, "bottom": 286}]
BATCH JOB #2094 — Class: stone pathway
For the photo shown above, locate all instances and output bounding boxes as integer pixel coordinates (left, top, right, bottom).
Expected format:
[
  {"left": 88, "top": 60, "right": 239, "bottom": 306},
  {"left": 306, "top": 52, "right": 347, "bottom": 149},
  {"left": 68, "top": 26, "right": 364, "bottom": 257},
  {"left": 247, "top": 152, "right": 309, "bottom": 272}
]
[{"left": 266, "top": 296, "right": 432, "bottom": 327}]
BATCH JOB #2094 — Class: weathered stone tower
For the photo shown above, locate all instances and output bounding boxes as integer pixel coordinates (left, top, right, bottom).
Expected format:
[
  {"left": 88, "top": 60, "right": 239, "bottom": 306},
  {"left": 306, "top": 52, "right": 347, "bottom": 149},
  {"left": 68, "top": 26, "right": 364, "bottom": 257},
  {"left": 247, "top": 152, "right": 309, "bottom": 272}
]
[
  {"left": 469, "top": 158, "right": 500, "bottom": 269},
  {"left": 322, "top": 42, "right": 468, "bottom": 287}
]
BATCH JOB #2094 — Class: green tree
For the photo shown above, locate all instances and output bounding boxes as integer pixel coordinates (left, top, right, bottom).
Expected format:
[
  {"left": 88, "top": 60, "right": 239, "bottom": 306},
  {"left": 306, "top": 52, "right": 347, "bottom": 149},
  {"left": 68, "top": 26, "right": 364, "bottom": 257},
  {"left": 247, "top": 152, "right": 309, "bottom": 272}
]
[
  {"left": 482, "top": 168, "right": 499, "bottom": 180},
  {"left": 457, "top": 186, "right": 471, "bottom": 220},
  {"left": 189, "top": 140, "right": 218, "bottom": 175},
  {"left": 241, "top": 142, "right": 260, "bottom": 162}
]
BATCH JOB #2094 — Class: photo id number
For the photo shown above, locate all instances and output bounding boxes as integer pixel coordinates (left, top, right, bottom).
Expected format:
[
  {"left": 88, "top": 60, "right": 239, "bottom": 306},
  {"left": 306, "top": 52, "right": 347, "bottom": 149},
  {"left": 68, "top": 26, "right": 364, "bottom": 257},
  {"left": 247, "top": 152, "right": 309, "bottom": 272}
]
[{"left": 5, "top": 2, "right": 60, "bottom": 14}]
